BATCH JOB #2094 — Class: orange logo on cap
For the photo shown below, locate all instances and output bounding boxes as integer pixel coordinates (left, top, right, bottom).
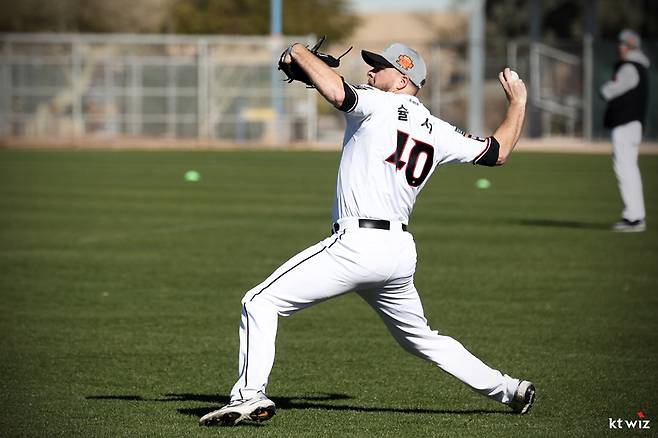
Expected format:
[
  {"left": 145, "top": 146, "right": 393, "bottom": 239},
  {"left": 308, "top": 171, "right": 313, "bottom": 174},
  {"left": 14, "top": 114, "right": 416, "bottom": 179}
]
[{"left": 396, "top": 54, "right": 414, "bottom": 70}]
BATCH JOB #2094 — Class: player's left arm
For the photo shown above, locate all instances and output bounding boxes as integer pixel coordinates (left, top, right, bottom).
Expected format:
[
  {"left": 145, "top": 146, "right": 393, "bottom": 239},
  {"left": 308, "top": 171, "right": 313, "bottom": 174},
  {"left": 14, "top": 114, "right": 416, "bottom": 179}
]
[
  {"left": 600, "top": 63, "right": 640, "bottom": 101},
  {"left": 492, "top": 68, "right": 527, "bottom": 165},
  {"left": 282, "top": 43, "right": 346, "bottom": 108}
]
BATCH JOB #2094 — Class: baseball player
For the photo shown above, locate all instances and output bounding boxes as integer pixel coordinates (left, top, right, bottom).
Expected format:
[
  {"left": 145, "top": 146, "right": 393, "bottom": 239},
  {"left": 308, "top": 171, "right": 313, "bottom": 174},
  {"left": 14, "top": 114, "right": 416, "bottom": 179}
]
[
  {"left": 601, "top": 29, "right": 650, "bottom": 232},
  {"left": 199, "top": 42, "right": 534, "bottom": 427}
]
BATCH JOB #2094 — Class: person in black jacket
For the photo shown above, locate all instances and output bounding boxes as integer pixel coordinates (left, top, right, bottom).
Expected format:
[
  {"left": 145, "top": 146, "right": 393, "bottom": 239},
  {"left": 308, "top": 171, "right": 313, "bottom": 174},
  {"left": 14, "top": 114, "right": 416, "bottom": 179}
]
[{"left": 601, "top": 29, "right": 650, "bottom": 232}]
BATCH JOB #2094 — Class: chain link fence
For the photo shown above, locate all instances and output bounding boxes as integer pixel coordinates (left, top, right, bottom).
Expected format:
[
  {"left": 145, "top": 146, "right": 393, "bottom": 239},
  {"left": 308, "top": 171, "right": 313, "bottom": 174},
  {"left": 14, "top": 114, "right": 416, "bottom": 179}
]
[
  {"left": 0, "top": 33, "right": 316, "bottom": 144},
  {"left": 1, "top": 33, "right": 655, "bottom": 146}
]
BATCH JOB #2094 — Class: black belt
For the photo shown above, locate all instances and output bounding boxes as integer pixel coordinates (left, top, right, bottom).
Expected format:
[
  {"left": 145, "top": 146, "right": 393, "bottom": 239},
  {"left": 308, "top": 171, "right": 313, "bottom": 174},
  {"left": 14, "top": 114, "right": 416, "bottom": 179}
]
[{"left": 333, "top": 219, "right": 408, "bottom": 233}]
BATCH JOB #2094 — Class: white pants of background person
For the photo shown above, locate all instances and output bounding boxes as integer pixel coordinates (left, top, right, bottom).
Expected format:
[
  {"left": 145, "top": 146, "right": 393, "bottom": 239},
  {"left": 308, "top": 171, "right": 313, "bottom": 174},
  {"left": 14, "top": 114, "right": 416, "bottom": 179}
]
[
  {"left": 230, "top": 220, "right": 520, "bottom": 405},
  {"left": 612, "top": 121, "right": 645, "bottom": 222}
]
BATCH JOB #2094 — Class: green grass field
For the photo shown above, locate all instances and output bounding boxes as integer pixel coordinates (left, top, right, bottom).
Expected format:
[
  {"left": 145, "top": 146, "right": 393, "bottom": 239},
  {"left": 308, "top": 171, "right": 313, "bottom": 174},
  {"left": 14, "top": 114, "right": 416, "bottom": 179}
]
[{"left": 1, "top": 149, "right": 657, "bottom": 437}]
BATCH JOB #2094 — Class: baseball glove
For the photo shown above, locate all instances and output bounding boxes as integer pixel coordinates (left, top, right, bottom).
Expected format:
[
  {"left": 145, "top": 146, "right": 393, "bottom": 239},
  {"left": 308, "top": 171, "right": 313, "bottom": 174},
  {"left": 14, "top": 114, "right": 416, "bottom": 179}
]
[{"left": 278, "top": 36, "right": 352, "bottom": 87}]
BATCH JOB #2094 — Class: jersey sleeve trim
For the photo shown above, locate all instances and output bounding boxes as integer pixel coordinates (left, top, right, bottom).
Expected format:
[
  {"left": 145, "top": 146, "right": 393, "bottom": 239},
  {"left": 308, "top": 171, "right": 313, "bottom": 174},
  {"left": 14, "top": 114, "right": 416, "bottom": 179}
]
[
  {"left": 338, "top": 79, "right": 358, "bottom": 113},
  {"left": 472, "top": 136, "right": 500, "bottom": 167}
]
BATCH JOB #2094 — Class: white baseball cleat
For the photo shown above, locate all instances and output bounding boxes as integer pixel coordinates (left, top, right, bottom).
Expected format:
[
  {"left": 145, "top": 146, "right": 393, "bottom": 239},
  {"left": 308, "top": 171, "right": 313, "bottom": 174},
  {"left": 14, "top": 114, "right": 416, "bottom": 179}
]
[
  {"left": 611, "top": 218, "right": 646, "bottom": 232},
  {"left": 509, "top": 380, "right": 536, "bottom": 414},
  {"left": 198, "top": 392, "right": 276, "bottom": 427}
]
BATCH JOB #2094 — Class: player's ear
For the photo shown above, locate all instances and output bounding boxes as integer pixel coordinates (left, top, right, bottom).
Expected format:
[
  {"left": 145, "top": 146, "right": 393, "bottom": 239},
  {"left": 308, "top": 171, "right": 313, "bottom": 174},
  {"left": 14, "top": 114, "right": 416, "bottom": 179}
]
[
  {"left": 399, "top": 75, "right": 418, "bottom": 94},
  {"left": 397, "top": 74, "right": 410, "bottom": 92}
]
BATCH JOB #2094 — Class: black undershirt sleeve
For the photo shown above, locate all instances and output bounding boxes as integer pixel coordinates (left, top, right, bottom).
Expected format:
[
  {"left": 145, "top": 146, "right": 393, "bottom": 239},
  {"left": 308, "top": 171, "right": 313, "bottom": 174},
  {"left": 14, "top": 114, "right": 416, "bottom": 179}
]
[
  {"left": 473, "top": 136, "right": 500, "bottom": 167},
  {"left": 338, "top": 78, "right": 358, "bottom": 113}
]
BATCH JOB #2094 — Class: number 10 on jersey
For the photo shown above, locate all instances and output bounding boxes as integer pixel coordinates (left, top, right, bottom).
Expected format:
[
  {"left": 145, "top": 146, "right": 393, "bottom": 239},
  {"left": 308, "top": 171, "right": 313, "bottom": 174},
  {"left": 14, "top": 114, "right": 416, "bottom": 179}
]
[{"left": 385, "top": 130, "right": 435, "bottom": 187}]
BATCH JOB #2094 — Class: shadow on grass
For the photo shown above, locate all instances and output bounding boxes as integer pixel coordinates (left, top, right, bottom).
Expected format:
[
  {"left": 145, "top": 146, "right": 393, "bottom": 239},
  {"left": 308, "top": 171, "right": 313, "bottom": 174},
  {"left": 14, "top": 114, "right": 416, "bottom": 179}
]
[
  {"left": 514, "top": 218, "right": 609, "bottom": 230},
  {"left": 86, "top": 392, "right": 510, "bottom": 417}
]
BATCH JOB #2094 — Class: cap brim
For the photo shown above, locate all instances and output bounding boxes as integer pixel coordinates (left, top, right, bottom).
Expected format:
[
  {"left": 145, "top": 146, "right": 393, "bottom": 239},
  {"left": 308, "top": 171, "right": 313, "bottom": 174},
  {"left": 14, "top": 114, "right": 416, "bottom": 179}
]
[{"left": 361, "top": 50, "right": 395, "bottom": 69}]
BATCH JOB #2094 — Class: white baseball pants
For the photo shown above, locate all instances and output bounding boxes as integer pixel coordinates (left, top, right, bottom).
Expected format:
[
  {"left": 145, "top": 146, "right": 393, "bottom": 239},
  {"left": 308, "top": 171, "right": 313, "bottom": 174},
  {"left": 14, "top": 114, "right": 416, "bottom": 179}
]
[
  {"left": 229, "top": 219, "right": 520, "bottom": 405},
  {"left": 612, "top": 121, "right": 645, "bottom": 221}
]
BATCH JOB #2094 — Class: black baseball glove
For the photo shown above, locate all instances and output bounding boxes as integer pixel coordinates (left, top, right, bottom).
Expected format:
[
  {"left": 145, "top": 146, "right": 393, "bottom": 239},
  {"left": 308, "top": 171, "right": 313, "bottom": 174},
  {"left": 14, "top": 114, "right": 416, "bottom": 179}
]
[{"left": 278, "top": 36, "right": 352, "bottom": 87}]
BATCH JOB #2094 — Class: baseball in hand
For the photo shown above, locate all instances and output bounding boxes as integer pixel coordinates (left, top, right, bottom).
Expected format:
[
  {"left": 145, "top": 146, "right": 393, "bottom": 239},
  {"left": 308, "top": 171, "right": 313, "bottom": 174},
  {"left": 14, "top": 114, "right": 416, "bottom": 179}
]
[{"left": 508, "top": 70, "right": 519, "bottom": 81}]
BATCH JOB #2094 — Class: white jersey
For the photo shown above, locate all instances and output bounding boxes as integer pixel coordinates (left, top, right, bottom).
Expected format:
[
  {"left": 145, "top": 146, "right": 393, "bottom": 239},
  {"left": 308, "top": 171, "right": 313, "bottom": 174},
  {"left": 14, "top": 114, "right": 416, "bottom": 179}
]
[{"left": 332, "top": 84, "right": 494, "bottom": 224}]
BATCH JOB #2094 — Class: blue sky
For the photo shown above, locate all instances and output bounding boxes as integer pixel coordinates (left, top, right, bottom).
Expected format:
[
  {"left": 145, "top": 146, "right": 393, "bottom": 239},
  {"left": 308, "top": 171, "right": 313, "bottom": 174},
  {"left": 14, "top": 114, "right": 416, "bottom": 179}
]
[{"left": 349, "top": 0, "right": 454, "bottom": 12}]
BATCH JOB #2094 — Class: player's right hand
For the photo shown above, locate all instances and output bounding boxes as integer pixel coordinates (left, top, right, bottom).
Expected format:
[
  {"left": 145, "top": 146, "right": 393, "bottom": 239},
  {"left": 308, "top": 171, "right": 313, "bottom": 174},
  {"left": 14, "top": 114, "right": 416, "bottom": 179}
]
[{"left": 498, "top": 67, "right": 527, "bottom": 107}]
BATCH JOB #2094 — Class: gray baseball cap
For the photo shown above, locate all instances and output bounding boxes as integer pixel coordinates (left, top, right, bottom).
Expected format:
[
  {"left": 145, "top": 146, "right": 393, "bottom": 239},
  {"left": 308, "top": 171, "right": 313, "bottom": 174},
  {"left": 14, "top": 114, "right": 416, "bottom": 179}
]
[
  {"left": 362, "top": 43, "right": 427, "bottom": 88},
  {"left": 618, "top": 29, "right": 641, "bottom": 48}
]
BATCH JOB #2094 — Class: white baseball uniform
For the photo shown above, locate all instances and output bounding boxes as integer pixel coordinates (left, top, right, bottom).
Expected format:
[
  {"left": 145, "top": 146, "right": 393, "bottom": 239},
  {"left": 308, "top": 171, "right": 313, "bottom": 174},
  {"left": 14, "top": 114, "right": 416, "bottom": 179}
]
[{"left": 229, "top": 84, "right": 520, "bottom": 406}]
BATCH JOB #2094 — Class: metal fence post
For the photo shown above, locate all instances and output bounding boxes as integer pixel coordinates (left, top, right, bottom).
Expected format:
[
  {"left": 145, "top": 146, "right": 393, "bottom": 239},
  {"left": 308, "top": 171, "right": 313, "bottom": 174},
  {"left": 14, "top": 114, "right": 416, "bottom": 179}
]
[
  {"left": 130, "top": 54, "right": 141, "bottom": 136},
  {"left": 71, "top": 37, "right": 83, "bottom": 137},
  {"left": 529, "top": 42, "right": 541, "bottom": 135},
  {"left": 0, "top": 41, "right": 11, "bottom": 137},
  {"left": 583, "top": 34, "right": 593, "bottom": 141},
  {"left": 105, "top": 52, "right": 118, "bottom": 134},
  {"left": 467, "top": 0, "right": 485, "bottom": 136},
  {"left": 197, "top": 39, "right": 208, "bottom": 139},
  {"left": 167, "top": 53, "right": 175, "bottom": 137},
  {"left": 270, "top": 35, "right": 285, "bottom": 145}
]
